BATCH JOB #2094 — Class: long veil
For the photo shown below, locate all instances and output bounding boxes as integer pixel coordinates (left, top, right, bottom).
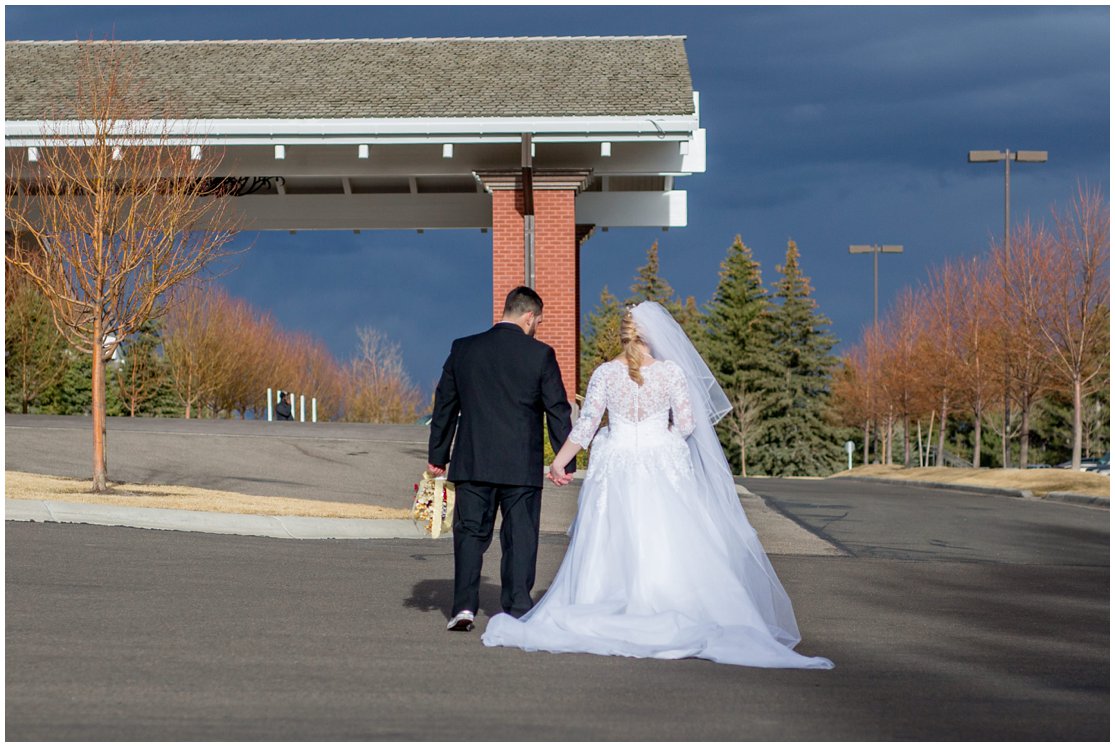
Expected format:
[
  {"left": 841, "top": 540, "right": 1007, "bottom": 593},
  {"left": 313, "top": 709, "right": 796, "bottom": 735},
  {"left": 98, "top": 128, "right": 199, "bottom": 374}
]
[{"left": 630, "top": 301, "right": 802, "bottom": 647}]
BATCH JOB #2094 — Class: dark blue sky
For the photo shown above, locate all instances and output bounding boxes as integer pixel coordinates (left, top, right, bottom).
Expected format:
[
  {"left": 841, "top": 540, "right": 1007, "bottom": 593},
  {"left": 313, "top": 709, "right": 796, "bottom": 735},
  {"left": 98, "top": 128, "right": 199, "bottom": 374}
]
[{"left": 7, "top": 5, "right": 1110, "bottom": 396}]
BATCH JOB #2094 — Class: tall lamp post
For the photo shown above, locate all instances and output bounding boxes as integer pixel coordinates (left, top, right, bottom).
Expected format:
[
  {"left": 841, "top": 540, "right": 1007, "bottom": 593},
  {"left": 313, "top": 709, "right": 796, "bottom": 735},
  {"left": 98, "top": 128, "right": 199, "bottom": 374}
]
[
  {"left": 967, "top": 148, "right": 1047, "bottom": 469},
  {"left": 967, "top": 149, "right": 1048, "bottom": 259},
  {"left": 848, "top": 244, "right": 904, "bottom": 328},
  {"left": 848, "top": 243, "right": 903, "bottom": 468}
]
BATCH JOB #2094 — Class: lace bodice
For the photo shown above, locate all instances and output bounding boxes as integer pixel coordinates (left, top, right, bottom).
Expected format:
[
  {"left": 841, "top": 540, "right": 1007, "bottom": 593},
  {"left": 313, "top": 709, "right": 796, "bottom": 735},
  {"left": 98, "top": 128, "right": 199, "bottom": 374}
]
[{"left": 569, "top": 359, "right": 696, "bottom": 447}]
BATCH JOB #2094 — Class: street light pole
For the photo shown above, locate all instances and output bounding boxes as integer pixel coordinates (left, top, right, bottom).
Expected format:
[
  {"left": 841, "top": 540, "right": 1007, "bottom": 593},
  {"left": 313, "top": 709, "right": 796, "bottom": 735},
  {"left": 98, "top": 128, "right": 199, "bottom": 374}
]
[
  {"left": 848, "top": 244, "right": 904, "bottom": 328},
  {"left": 967, "top": 149, "right": 1048, "bottom": 260},
  {"left": 967, "top": 149, "right": 1048, "bottom": 469}
]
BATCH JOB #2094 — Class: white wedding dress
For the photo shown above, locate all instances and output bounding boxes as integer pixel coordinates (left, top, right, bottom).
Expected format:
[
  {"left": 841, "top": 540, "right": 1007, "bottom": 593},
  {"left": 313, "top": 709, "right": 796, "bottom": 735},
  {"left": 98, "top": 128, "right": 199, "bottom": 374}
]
[{"left": 482, "top": 341, "right": 833, "bottom": 669}]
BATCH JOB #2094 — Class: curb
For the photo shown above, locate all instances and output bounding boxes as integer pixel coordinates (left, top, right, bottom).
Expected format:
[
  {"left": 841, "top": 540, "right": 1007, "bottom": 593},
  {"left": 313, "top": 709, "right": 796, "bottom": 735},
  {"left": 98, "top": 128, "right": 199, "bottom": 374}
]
[
  {"left": 5, "top": 498, "right": 435, "bottom": 540},
  {"left": 836, "top": 476, "right": 1108, "bottom": 509}
]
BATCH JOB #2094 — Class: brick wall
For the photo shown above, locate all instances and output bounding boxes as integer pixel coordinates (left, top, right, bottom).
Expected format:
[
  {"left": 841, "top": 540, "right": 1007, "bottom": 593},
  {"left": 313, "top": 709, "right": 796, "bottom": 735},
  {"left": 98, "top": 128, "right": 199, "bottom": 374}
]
[{"left": 490, "top": 188, "right": 580, "bottom": 398}]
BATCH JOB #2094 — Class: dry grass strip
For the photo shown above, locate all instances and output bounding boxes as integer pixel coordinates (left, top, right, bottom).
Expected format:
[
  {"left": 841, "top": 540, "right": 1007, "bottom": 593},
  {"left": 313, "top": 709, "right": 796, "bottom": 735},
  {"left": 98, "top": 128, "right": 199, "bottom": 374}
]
[
  {"left": 5, "top": 471, "right": 412, "bottom": 520},
  {"left": 832, "top": 464, "right": 1109, "bottom": 498}
]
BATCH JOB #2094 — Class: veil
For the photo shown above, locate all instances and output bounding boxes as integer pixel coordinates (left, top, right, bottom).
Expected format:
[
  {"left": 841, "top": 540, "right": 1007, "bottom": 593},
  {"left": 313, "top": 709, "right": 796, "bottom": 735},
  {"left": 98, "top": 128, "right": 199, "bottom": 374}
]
[{"left": 630, "top": 301, "right": 803, "bottom": 647}]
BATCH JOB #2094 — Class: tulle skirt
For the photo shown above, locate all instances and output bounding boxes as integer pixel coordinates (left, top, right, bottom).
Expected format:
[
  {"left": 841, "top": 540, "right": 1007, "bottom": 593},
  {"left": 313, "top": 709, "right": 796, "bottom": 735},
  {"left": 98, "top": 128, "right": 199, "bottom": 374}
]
[{"left": 481, "top": 423, "right": 834, "bottom": 669}]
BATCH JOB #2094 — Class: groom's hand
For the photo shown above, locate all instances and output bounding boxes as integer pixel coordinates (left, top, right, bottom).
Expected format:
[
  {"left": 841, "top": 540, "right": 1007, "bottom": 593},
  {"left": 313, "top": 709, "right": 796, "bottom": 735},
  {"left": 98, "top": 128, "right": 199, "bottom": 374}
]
[
  {"left": 427, "top": 463, "right": 446, "bottom": 477},
  {"left": 547, "top": 463, "right": 573, "bottom": 486}
]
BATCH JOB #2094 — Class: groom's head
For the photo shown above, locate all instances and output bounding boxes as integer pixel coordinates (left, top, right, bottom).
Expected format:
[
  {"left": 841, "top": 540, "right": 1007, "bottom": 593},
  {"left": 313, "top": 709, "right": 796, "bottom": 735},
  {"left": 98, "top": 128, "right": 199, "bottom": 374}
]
[{"left": 502, "top": 286, "right": 543, "bottom": 337}]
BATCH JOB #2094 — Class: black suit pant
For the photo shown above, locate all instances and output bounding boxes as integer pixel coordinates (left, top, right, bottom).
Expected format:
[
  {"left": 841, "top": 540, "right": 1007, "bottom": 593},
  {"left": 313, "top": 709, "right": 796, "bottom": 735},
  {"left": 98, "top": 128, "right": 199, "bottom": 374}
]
[{"left": 452, "top": 481, "right": 542, "bottom": 618}]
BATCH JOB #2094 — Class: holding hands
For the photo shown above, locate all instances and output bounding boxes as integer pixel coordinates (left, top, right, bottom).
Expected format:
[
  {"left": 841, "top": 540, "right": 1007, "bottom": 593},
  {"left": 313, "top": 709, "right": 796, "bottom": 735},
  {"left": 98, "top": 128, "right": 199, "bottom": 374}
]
[
  {"left": 547, "top": 436, "right": 584, "bottom": 487},
  {"left": 547, "top": 460, "right": 574, "bottom": 487}
]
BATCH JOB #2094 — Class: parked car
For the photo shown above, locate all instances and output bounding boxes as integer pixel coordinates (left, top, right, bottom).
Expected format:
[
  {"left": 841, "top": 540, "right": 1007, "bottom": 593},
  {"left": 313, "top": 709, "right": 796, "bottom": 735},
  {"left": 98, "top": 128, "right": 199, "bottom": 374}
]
[
  {"left": 1055, "top": 457, "right": 1102, "bottom": 471},
  {"left": 1026, "top": 463, "right": 1052, "bottom": 469},
  {"left": 1084, "top": 453, "right": 1110, "bottom": 475}
]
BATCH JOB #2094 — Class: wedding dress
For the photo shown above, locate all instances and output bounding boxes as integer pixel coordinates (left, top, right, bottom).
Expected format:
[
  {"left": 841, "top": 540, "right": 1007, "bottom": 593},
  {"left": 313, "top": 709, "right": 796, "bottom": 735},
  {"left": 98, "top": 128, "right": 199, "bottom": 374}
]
[{"left": 482, "top": 303, "right": 833, "bottom": 669}]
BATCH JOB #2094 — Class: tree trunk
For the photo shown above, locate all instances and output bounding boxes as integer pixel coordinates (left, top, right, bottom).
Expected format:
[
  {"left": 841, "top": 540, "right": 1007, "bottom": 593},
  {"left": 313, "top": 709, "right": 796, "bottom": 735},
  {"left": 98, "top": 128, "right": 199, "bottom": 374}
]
[
  {"left": 862, "top": 422, "right": 870, "bottom": 466},
  {"left": 936, "top": 395, "right": 948, "bottom": 467},
  {"left": 917, "top": 419, "right": 924, "bottom": 467},
  {"left": 740, "top": 442, "right": 747, "bottom": 478},
  {"left": 91, "top": 320, "right": 109, "bottom": 493},
  {"left": 903, "top": 416, "right": 912, "bottom": 467},
  {"left": 1019, "top": 400, "right": 1030, "bottom": 469},
  {"left": 1002, "top": 376, "right": 1011, "bottom": 469},
  {"left": 973, "top": 407, "right": 983, "bottom": 468},
  {"left": 925, "top": 410, "right": 936, "bottom": 468},
  {"left": 886, "top": 415, "right": 895, "bottom": 464},
  {"left": 1072, "top": 375, "right": 1083, "bottom": 469}
]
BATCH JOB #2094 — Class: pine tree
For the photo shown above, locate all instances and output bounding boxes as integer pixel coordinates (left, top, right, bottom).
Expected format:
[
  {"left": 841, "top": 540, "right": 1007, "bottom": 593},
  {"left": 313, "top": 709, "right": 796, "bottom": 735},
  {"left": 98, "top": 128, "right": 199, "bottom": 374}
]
[
  {"left": 702, "top": 236, "right": 777, "bottom": 475},
  {"left": 628, "top": 241, "right": 676, "bottom": 306},
  {"left": 753, "top": 240, "right": 842, "bottom": 476},
  {"left": 579, "top": 285, "right": 624, "bottom": 397},
  {"left": 5, "top": 270, "right": 68, "bottom": 413},
  {"left": 628, "top": 241, "right": 705, "bottom": 347}
]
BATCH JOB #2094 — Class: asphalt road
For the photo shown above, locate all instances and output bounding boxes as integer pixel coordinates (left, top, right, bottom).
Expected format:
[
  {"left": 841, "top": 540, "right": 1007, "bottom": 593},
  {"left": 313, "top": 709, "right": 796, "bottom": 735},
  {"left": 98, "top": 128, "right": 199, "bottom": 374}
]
[
  {"left": 739, "top": 475, "right": 1110, "bottom": 566},
  {"left": 6, "top": 475, "right": 1109, "bottom": 740}
]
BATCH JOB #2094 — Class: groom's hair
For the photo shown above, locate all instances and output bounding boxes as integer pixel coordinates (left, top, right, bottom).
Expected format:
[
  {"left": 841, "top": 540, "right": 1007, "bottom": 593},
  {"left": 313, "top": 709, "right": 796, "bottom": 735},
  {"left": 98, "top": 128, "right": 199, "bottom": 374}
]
[{"left": 502, "top": 286, "right": 543, "bottom": 317}]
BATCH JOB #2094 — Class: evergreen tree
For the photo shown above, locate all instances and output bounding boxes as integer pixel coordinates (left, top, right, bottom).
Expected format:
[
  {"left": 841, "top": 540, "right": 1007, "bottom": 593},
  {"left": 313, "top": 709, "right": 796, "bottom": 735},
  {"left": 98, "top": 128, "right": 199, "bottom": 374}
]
[
  {"left": 628, "top": 241, "right": 676, "bottom": 307},
  {"left": 113, "top": 319, "right": 171, "bottom": 417},
  {"left": 702, "top": 236, "right": 778, "bottom": 475},
  {"left": 580, "top": 285, "right": 624, "bottom": 397},
  {"left": 5, "top": 271, "right": 68, "bottom": 413},
  {"left": 753, "top": 240, "right": 842, "bottom": 476},
  {"left": 629, "top": 241, "right": 706, "bottom": 347},
  {"left": 41, "top": 350, "right": 124, "bottom": 416}
]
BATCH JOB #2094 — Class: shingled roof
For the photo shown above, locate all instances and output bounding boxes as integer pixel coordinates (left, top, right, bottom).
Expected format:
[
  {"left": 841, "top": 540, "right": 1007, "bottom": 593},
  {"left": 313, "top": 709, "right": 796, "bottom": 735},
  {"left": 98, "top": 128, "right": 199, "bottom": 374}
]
[{"left": 5, "top": 36, "right": 695, "bottom": 121}]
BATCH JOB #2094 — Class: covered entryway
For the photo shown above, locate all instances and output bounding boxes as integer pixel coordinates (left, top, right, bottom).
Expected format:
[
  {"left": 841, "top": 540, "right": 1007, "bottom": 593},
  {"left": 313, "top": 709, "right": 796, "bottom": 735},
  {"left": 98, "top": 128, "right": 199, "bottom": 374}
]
[{"left": 5, "top": 36, "right": 706, "bottom": 395}]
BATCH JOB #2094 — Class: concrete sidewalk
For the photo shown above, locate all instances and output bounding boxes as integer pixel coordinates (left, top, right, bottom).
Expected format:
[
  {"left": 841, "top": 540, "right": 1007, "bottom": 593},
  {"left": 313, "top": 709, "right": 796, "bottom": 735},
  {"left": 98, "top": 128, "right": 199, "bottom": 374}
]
[
  {"left": 5, "top": 482, "right": 844, "bottom": 556},
  {"left": 5, "top": 498, "right": 429, "bottom": 540}
]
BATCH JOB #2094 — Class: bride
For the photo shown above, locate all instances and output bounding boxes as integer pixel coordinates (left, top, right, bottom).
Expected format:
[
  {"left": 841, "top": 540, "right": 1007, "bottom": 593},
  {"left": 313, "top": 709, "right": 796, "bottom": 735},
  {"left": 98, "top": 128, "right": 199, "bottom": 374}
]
[{"left": 481, "top": 302, "right": 833, "bottom": 669}]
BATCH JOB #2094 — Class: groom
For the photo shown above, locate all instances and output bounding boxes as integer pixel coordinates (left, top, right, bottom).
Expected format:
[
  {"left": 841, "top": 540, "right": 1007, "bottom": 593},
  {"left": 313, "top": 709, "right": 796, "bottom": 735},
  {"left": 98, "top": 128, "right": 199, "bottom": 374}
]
[{"left": 428, "top": 286, "right": 574, "bottom": 632}]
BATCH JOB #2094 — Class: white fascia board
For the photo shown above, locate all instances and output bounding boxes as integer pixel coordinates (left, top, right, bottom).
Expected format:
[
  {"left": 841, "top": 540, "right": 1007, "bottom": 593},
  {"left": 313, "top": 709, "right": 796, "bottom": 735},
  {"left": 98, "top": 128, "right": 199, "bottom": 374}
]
[
  {"left": 680, "top": 128, "right": 706, "bottom": 174},
  {"left": 576, "top": 191, "right": 687, "bottom": 228},
  {"left": 5, "top": 113, "right": 700, "bottom": 146}
]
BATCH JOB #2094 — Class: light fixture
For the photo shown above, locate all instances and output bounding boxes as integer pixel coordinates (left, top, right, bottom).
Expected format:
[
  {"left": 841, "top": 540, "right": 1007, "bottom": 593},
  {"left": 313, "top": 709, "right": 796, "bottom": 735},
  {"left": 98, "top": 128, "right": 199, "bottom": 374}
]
[
  {"left": 358, "top": 144, "right": 370, "bottom": 159},
  {"left": 442, "top": 144, "right": 454, "bottom": 159},
  {"left": 600, "top": 142, "right": 612, "bottom": 157},
  {"left": 274, "top": 145, "right": 286, "bottom": 160}
]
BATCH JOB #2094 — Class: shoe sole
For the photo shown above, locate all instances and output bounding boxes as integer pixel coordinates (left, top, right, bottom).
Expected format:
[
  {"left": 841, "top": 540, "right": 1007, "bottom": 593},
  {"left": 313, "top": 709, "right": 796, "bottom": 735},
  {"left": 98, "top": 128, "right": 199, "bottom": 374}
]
[{"left": 447, "top": 619, "right": 474, "bottom": 632}]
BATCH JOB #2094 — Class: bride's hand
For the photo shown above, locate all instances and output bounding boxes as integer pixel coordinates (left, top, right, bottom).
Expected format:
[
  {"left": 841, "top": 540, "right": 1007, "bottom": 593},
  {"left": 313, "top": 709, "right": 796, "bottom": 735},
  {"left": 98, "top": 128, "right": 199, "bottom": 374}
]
[{"left": 548, "top": 462, "right": 571, "bottom": 486}]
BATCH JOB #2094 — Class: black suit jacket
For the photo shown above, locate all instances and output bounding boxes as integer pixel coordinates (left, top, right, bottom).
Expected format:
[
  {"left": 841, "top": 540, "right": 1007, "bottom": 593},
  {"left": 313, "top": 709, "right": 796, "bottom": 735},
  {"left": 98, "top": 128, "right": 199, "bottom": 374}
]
[{"left": 428, "top": 323, "right": 573, "bottom": 487}]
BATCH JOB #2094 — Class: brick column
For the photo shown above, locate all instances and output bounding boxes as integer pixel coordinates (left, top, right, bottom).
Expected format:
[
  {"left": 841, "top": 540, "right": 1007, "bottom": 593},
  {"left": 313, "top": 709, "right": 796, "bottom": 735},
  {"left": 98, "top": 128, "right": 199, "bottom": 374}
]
[
  {"left": 532, "top": 189, "right": 578, "bottom": 399},
  {"left": 491, "top": 190, "right": 525, "bottom": 323},
  {"left": 483, "top": 170, "right": 591, "bottom": 399}
]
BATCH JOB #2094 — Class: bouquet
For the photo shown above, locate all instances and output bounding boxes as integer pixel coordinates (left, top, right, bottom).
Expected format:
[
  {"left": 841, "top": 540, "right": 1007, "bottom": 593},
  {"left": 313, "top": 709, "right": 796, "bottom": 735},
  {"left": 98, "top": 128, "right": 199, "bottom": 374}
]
[{"left": 412, "top": 470, "right": 455, "bottom": 538}]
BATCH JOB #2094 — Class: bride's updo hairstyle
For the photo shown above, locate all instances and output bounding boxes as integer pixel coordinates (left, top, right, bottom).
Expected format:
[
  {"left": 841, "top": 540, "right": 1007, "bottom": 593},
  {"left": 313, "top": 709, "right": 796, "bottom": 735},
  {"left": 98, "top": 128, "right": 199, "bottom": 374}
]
[{"left": 620, "top": 310, "right": 645, "bottom": 386}]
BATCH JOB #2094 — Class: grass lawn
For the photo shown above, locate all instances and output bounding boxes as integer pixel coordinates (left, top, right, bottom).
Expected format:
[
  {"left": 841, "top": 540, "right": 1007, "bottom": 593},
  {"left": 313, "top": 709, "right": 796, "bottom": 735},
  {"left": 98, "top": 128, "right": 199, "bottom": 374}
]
[
  {"left": 4, "top": 471, "right": 412, "bottom": 519},
  {"left": 832, "top": 464, "right": 1109, "bottom": 499}
]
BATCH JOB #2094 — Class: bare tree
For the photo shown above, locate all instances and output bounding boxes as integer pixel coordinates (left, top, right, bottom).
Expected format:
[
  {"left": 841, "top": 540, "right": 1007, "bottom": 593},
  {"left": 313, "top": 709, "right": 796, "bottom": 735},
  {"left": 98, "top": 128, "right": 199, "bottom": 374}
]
[
  {"left": 163, "top": 283, "right": 237, "bottom": 420},
  {"left": 343, "top": 327, "right": 422, "bottom": 423},
  {"left": 1035, "top": 186, "right": 1110, "bottom": 468},
  {"left": 113, "top": 321, "right": 166, "bottom": 417},
  {"left": 993, "top": 220, "right": 1056, "bottom": 468},
  {"left": 724, "top": 386, "right": 764, "bottom": 477},
  {"left": 920, "top": 262, "right": 967, "bottom": 466},
  {"left": 953, "top": 256, "right": 996, "bottom": 467},
  {"left": 5, "top": 42, "right": 237, "bottom": 489}
]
